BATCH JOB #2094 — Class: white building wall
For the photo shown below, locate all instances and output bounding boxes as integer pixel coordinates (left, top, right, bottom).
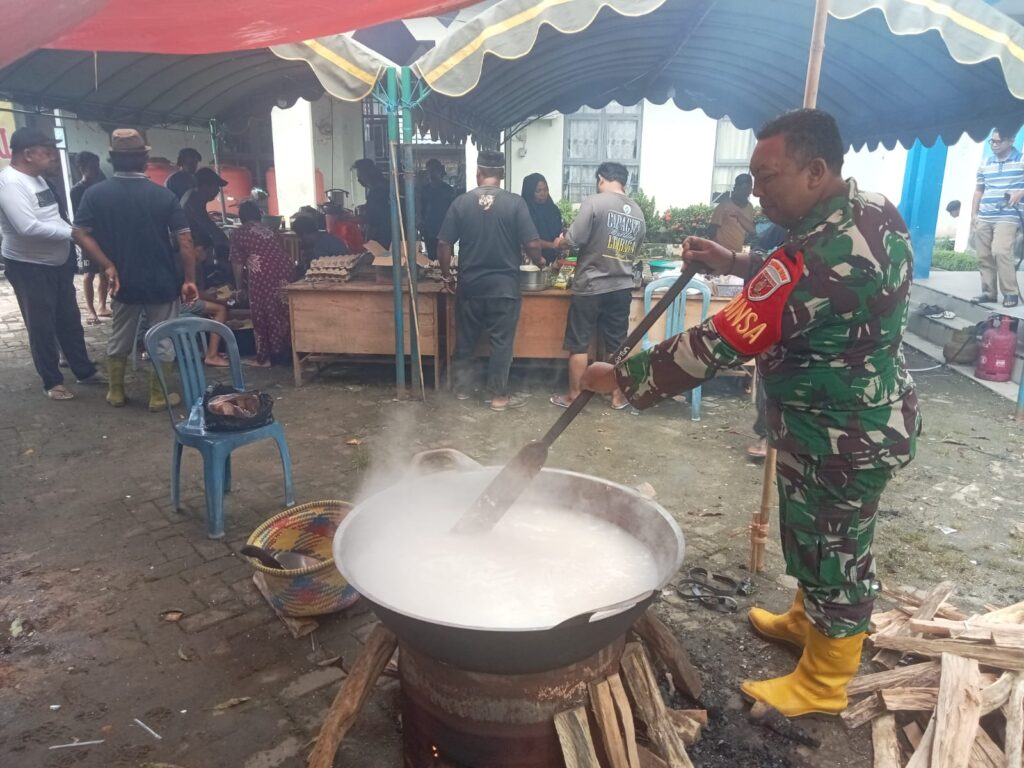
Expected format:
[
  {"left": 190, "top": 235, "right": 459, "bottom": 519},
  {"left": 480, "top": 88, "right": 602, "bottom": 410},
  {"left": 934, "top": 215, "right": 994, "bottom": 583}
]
[
  {"left": 505, "top": 115, "right": 564, "bottom": 199},
  {"left": 60, "top": 119, "right": 210, "bottom": 178},
  {"left": 842, "top": 144, "right": 908, "bottom": 208},
  {"left": 639, "top": 103, "right": 717, "bottom": 208},
  {"left": 271, "top": 100, "right": 317, "bottom": 221},
  {"left": 942, "top": 137, "right": 986, "bottom": 250},
  {"left": 310, "top": 96, "right": 366, "bottom": 205}
]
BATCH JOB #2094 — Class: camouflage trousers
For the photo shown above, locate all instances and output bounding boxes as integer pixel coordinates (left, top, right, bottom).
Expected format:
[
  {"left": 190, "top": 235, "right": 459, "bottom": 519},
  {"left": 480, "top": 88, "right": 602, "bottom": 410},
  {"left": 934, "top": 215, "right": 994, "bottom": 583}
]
[{"left": 776, "top": 451, "right": 894, "bottom": 639}]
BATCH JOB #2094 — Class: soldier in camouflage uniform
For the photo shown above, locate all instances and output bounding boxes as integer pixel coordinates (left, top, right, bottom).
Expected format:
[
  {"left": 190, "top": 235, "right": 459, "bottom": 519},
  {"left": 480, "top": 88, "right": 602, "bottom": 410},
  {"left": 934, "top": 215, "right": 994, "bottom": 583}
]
[{"left": 582, "top": 109, "right": 921, "bottom": 718}]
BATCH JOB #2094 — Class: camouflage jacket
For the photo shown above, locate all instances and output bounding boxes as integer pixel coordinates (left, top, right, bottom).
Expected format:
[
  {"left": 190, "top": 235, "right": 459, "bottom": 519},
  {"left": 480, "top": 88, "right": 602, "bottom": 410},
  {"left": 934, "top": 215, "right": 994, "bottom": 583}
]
[{"left": 616, "top": 180, "right": 921, "bottom": 469}]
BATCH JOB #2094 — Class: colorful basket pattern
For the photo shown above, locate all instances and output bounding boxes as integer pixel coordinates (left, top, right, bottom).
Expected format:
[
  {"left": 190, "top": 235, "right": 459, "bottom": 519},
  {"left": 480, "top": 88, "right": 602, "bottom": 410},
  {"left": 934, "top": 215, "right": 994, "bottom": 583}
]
[{"left": 245, "top": 500, "right": 360, "bottom": 617}]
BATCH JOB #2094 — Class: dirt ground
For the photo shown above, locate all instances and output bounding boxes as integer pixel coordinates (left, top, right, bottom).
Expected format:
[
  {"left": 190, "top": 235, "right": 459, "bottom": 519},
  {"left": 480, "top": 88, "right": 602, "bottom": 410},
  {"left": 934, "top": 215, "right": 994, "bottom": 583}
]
[{"left": 2, "top": 276, "right": 1023, "bottom": 768}]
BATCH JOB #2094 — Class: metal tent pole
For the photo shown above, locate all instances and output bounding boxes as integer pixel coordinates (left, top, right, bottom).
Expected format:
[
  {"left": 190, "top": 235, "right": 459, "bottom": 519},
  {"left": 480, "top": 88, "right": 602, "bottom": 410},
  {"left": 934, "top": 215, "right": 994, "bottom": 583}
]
[
  {"left": 208, "top": 119, "right": 227, "bottom": 220},
  {"left": 401, "top": 66, "right": 425, "bottom": 399},
  {"left": 752, "top": 0, "right": 830, "bottom": 574},
  {"left": 386, "top": 68, "right": 406, "bottom": 394}
]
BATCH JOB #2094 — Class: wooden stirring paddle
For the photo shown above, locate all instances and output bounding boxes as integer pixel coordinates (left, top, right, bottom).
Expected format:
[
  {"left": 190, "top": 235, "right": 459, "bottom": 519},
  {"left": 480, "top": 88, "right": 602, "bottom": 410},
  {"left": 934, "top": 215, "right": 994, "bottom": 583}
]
[{"left": 452, "top": 262, "right": 706, "bottom": 534}]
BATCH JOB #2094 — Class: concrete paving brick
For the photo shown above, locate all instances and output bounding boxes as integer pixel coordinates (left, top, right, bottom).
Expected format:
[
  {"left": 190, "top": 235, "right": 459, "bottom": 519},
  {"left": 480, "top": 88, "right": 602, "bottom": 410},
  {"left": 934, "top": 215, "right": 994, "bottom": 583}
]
[
  {"left": 141, "top": 554, "right": 205, "bottom": 582},
  {"left": 192, "top": 538, "right": 232, "bottom": 561},
  {"left": 178, "top": 606, "right": 244, "bottom": 633},
  {"left": 189, "top": 580, "right": 235, "bottom": 607},
  {"left": 215, "top": 609, "right": 275, "bottom": 639},
  {"left": 278, "top": 666, "right": 345, "bottom": 700},
  {"left": 352, "top": 620, "right": 381, "bottom": 644},
  {"left": 182, "top": 554, "right": 244, "bottom": 582},
  {"left": 156, "top": 535, "right": 196, "bottom": 561}
]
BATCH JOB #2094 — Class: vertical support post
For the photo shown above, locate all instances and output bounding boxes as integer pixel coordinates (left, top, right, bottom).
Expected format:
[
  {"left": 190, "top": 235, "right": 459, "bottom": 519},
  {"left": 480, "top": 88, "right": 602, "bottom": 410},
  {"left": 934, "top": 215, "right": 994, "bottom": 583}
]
[
  {"left": 386, "top": 68, "right": 406, "bottom": 393},
  {"left": 209, "top": 119, "right": 227, "bottom": 220},
  {"left": 401, "top": 66, "right": 422, "bottom": 394},
  {"left": 752, "top": 0, "right": 832, "bottom": 574},
  {"left": 802, "top": 0, "right": 829, "bottom": 109},
  {"left": 898, "top": 138, "right": 949, "bottom": 280}
]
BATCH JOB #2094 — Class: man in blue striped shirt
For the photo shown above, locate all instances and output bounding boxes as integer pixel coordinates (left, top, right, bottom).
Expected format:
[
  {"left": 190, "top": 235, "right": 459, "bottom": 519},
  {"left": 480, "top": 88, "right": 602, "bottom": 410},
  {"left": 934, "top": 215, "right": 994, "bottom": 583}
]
[{"left": 972, "top": 125, "right": 1024, "bottom": 308}]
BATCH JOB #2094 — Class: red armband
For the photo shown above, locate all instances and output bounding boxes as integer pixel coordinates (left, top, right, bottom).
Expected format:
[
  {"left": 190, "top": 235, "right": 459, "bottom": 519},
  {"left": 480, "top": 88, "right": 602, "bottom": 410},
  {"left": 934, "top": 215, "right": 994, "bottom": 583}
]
[{"left": 711, "top": 245, "right": 804, "bottom": 356}]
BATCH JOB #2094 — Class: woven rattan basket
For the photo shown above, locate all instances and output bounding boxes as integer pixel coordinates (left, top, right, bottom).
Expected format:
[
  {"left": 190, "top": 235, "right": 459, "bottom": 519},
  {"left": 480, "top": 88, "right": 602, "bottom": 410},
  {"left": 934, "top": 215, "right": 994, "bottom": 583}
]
[{"left": 245, "top": 500, "right": 359, "bottom": 617}]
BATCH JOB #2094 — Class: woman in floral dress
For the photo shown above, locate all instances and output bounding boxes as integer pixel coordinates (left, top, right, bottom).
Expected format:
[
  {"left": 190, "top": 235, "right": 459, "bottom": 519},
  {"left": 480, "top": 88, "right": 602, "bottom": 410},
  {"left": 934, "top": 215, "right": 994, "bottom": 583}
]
[{"left": 229, "top": 202, "right": 295, "bottom": 366}]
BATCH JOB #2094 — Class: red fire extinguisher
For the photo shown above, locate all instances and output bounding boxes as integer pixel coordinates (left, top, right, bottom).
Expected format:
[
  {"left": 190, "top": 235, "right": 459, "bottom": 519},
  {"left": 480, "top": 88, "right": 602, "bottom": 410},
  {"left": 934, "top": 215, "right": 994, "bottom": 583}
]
[{"left": 975, "top": 314, "right": 1019, "bottom": 382}]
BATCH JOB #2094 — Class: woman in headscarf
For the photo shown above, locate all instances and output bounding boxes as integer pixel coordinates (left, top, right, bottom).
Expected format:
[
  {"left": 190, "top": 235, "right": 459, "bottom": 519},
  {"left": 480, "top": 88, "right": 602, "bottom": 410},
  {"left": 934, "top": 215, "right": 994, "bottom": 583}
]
[
  {"left": 229, "top": 201, "right": 294, "bottom": 367},
  {"left": 521, "top": 173, "right": 563, "bottom": 266}
]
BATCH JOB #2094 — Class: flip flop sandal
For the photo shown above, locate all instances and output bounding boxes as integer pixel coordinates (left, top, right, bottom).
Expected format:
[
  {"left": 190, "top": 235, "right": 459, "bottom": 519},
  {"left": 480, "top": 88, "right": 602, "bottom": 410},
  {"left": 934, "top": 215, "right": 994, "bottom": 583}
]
[
  {"left": 611, "top": 400, "right": 631, "bottom": 410},
  {"left": 86, "top": 316, "right": 100, "bottom": 325},
  {"left": 678, "top": 566, "right": 741, "bottom": 596},
  {"left": 46, "top": 385, "right": 74, "bottom": 401},
  {"left": 675, "top": 583, "right": 739, "bottom": 613},
  {"left": 549, "top": 394, "right": 573, "bottom": 408},
  {"left": 698, "top": 594, "right": 739, "bottom": 614}
]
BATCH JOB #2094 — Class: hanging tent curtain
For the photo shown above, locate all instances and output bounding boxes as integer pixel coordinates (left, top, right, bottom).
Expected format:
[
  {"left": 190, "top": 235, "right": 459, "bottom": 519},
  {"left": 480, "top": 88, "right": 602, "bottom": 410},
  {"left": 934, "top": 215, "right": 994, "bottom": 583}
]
[
  {"left": 403, "top": 0, "right": 1024, "bottom": 150},
  {"left": 0, "top": 0, "right": 478, "bottom": 70}
]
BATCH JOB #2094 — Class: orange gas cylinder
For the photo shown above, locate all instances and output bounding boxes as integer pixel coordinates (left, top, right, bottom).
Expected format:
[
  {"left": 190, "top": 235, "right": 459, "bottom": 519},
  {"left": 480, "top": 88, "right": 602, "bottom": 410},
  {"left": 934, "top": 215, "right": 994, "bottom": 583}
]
[
  {"left": 326, "top": 216, "right": 364, "bottom": 254},
  {"left": 144, "top": 158, "right": 174, "bottom": 188},
  {"left": 975, "top": 315, "right": 1018, "bottom": 382}
]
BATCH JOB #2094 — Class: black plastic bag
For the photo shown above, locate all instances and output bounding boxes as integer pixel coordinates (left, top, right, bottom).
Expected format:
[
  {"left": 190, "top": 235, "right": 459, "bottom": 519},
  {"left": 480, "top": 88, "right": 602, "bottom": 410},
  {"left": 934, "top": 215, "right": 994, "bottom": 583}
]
[{"left": 202, "top": 383, "right": 274, "bottom": 432}]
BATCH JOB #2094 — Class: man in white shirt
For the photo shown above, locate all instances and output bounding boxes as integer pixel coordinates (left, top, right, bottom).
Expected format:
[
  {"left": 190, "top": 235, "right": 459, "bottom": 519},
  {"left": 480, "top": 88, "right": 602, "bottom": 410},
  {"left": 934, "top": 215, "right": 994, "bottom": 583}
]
[{"left": 0, "top": 127, "right": 104, "bottom": 399}]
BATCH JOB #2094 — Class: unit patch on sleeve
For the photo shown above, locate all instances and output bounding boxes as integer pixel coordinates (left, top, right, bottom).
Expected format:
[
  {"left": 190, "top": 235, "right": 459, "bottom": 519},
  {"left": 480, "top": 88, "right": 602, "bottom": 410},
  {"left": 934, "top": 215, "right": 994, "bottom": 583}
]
[{"left": 711, "top": 246, "right": 804, "bottom": 356}]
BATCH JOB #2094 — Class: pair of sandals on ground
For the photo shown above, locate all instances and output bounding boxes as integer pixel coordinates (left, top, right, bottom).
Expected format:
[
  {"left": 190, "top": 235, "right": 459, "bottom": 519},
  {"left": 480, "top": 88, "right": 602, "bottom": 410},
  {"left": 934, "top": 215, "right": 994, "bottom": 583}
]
[{"left": 973, "top": 293, "right": 1020, "bottom": 308}]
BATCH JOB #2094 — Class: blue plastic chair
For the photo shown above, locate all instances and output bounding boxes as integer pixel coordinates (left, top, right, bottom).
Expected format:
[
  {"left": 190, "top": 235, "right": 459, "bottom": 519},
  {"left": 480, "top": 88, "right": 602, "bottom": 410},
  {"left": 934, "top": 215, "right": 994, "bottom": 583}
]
[
  {"left": 642, "top": 275, "right": 712, "bottom": 421},
  {"left": 144, "top": 317, "right": 294, "bottom": 539}
]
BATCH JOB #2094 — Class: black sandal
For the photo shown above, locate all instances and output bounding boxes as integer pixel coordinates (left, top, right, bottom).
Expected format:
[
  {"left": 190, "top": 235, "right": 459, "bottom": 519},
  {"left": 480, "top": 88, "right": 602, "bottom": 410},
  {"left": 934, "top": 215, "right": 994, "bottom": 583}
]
[{"left": 1004, "top": 295, "right": 1019, "bottom": 308}]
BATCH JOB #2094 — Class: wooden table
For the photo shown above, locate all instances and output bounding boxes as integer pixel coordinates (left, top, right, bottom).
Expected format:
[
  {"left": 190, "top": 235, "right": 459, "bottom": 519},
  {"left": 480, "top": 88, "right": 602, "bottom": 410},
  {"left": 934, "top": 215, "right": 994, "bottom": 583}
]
[
  {"left": 444, "top": 287, "right": 754, "bottom": 390},
  {"left": 285, "top": 280, "right": 443, "bottom": 387},
  {"left": 448, "top": 286, "right": 737, "bottom": 359}
]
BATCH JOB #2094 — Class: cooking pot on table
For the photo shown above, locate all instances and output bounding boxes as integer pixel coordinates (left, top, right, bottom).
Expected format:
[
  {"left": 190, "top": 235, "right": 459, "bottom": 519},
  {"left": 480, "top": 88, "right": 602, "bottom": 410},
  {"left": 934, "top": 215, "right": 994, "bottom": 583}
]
[
  {"left": 333, "top": 449, "right": 685, "bottom": 674},
  {"left": 520, "top": 264, "right": 547, "bottom": 292}
]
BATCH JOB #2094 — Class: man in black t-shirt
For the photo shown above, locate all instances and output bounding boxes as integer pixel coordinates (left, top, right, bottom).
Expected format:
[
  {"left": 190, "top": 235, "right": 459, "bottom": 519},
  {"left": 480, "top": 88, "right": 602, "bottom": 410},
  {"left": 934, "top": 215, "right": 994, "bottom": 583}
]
[
  {"left": 419, "top": 158, "right": 455, "bottom": 261},
  {"left": 353, "top": 159, "right": 392, "bottom": 249},
  {"left": 165, "top": 148, "right": 201, "bottom": 200},
  {"left": 73, "top": 128, "right": 199, "bottom": 412},
  {"left": 438, "top": 150, "right": 542, "bottom": 411}
]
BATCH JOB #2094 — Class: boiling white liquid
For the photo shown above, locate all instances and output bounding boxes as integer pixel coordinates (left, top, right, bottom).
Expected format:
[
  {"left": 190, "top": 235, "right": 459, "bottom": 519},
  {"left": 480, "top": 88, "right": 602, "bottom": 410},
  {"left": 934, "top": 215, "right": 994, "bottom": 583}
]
[{"left": 342, "top": 486, "right": 659, "bottom": 629}]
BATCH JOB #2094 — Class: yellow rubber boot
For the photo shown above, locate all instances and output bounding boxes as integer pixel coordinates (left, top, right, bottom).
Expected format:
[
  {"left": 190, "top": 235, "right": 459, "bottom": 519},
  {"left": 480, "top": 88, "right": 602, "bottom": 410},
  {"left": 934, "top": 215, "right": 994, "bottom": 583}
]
[
  {"left": 748, "top": 590, "right": 810, "bottom": 651},
  {"left": 106, "top": 355, "right": 127, "bottom": 407},
  {"left": 740, "top": 626, "right": 865, "bottom": 717},
  {"left": 148, "top": 362, "right": 181, "bottom": 412}
]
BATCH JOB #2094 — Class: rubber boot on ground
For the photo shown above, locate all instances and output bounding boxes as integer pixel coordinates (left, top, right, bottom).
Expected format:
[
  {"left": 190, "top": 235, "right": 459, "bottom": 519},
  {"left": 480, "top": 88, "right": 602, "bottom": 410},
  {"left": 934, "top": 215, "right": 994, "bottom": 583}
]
[
  {"left": 106, "top": 355, "right": 127, "bottom": 407},
  {"left": 740, "top": 625, "right": 865, "bottom": 717},
  {"left": 149, "top": 362, "right": 181, "bottom": 412},
  {"left": 748, "top": 589, "right": 811, "bottom": 651}
]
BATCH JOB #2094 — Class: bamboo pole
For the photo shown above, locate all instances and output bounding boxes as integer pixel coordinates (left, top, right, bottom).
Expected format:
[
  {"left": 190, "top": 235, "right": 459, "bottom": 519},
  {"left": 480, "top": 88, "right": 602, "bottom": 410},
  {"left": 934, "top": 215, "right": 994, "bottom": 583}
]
[
  {"left": 751, "top": 0, "right": 829, "bottom": 573},
  {"left": 749, "top": 448, "right": 776, "bottom": 573},
  {"left": 388, "top": 140, "right": 426, "bottom": 400},
  {"left": 803, "top": 0, "right": 829, "bottom": 109}
]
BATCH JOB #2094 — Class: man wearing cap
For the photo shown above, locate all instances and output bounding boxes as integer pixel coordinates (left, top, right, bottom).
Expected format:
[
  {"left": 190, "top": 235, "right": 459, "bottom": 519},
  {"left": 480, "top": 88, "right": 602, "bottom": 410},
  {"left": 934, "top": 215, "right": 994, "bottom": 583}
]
[
  {"left": 72, "top": 128, "right": 199, "bottom": 410},
  {"left": 166, "top": 148, "right": 202, "bottom": 201},
  {"left": 0, "top": 127, "right": 104, "bottom": 400},
  {"left": 182, "top": 167, "right": 231, "bottom": 284}
]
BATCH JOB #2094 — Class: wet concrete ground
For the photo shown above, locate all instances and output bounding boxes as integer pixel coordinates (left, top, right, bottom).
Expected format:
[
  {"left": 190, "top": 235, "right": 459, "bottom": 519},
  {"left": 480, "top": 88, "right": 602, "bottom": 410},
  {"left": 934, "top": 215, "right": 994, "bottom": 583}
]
[{"left": 2, "top": 276, "right": 1023, "bottom": 767}]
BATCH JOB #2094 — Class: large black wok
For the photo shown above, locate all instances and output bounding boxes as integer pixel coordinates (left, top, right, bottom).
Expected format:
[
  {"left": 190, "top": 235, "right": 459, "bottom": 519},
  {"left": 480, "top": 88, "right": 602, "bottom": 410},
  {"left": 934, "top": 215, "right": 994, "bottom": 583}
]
[{"left": 332, "top": 449, "right": 685, "bottom": 674}]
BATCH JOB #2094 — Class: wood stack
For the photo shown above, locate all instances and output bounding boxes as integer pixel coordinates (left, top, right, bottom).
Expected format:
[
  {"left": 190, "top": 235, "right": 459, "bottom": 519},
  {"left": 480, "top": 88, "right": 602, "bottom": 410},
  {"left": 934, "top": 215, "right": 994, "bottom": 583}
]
[
  {"left": 842, "top": 581, "right": 1024, "bottom": 768},
  {"left": 556, "top": 641, "right": 706, "bottom": 768}
]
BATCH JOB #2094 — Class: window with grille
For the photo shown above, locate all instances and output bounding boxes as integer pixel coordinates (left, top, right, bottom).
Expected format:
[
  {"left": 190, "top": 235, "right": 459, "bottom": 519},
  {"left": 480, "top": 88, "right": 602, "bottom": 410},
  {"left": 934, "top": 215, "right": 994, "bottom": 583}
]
[
  {"left": 711, "top": 117, "right": 756, "bottom": 201},
  {"left": 562, "top": 103, "right": 642, "bottom": 204}
]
